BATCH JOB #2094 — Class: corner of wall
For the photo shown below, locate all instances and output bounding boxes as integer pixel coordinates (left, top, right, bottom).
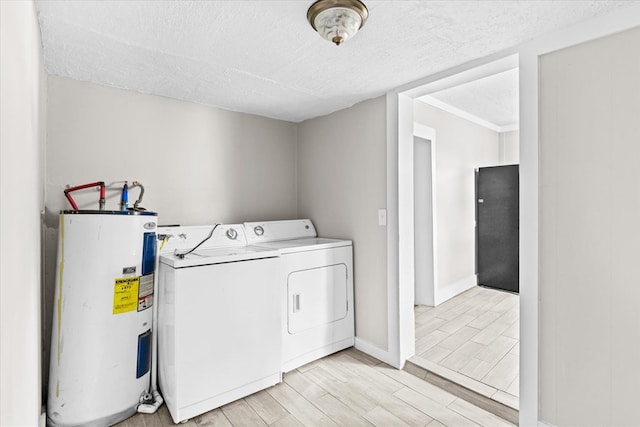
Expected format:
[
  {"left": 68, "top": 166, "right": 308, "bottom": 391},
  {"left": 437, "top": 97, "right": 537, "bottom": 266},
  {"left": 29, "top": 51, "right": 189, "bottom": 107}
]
[
  {"left": 294, "top": 121, "right": 300, "bottom": 219},
  {"left": 435, "top": 275, "right": 477, "bottom": 306},
  {"left": 0, "top": 0, "right": 47, "bottom": 424}
]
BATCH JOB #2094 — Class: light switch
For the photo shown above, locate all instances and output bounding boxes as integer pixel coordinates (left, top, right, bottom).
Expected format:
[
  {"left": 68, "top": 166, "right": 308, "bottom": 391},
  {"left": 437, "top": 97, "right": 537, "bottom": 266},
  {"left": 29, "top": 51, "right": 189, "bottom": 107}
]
[{"left": 378, "top": 209, "right": 387, "bottom": 226}]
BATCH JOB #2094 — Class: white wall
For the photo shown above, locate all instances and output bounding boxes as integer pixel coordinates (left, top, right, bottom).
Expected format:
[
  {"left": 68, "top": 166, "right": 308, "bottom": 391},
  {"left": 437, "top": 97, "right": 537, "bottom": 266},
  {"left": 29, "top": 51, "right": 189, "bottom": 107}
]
[
  {"left": 297, "top": 97, "right": 388, "bottom": 351},
  {"left": 0, "top": 1, "right": 47, "bottom": 424},
  {"left": 539, "top": 26, "right": 640, "bottom": 426},
  {"left": 46, "top": 76, "right": 298, "bottom": 223},
  {"left": 499, "top": 130, "right": 519, "bottom": 165},
  {"left": 414, "top": 100, "right": 500, "bottom": 304},
  {"left": 43, "top": 76, "right": 298, "bottom": 393}
]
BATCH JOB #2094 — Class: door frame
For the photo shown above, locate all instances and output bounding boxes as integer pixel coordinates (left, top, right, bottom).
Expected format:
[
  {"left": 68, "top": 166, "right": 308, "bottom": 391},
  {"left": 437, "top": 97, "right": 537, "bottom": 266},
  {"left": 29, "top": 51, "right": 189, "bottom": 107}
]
[
  {"left": 413, "top": 124, "right": 437, "bottom": 306},
  {"left": 383, "top": 7, "right": 640, "bottom": 427}
]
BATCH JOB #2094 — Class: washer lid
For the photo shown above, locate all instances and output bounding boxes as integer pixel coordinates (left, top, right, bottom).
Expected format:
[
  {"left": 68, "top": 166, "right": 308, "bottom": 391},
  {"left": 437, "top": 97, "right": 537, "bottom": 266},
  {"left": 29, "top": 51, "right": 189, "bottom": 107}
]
[{"left": 160, "top": 246, "right": 279, "bottom": 268}]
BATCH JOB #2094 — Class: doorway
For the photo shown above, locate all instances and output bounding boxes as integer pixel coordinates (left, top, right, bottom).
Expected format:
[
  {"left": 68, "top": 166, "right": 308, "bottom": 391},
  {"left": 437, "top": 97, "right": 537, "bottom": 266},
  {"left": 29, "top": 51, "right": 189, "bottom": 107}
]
[{"left": 407, "top": 58, "right": 521, "bottom": 411}]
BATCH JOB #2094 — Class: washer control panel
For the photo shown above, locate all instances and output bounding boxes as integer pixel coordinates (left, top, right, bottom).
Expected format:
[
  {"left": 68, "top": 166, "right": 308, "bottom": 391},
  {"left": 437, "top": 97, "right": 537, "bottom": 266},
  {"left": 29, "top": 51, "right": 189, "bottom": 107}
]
[{"left": 244, "top": 219, "right": 317, "bottom": 244}]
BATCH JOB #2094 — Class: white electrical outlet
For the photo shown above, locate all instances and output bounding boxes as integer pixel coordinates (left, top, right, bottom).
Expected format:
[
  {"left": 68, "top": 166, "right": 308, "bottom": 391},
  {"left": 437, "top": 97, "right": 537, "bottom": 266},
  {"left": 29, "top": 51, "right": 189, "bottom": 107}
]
[{"left": 378, "top": 209, "right": 387, "bottom": 226}]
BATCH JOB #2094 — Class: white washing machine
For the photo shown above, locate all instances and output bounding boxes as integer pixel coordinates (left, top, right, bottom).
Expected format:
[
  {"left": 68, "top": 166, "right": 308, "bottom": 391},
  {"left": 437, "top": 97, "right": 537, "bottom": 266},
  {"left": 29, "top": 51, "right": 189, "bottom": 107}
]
[
  {"left": 244, "top": 219, "right": 354, "bottom": 372},
  {"left": 157, "top": 224, "right": 282, "bottom": 423}
]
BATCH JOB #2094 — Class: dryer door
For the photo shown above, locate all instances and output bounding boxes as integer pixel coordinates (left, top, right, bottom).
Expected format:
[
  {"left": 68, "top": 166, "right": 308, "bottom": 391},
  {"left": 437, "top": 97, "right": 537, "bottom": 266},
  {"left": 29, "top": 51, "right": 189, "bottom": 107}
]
[{"left": 287, "top": 264, "right": 348, "bottom": 334}]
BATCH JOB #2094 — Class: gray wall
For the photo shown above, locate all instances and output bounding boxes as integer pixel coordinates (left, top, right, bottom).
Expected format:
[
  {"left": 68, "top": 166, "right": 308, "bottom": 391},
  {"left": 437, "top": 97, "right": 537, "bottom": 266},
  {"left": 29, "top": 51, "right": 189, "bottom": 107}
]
[
  {"left": 414, "top": 101, "right": 500, "bottom": 303},
  {"left": 540, "top": 26, "right": 640, "bottom": 426},
  {"left": 43, "top": 76, "right": 299, "bottom": 393},
  {"left": 0, "top": 1, "right": 47, "bottom": 424},
  {"left": 297, "top": 97, "right": 388, "bottom": 350}
]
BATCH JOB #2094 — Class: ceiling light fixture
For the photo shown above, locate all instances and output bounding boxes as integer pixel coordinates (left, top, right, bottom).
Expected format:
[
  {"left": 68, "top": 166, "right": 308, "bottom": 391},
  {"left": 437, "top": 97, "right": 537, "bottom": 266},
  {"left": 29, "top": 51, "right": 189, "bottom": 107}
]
[{"left": 307, "top": 0, "right": 369, "bottom": 46}]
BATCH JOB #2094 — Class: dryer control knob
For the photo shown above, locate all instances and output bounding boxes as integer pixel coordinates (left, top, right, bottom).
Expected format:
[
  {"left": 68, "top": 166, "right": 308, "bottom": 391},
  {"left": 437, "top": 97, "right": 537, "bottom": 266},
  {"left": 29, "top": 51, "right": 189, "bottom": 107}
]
[
  {"left": 226, "top": 228, "right": 238, "bottom": 240},
  {"left": 254, "top": 226, "right": 264, "bottom": 236}
]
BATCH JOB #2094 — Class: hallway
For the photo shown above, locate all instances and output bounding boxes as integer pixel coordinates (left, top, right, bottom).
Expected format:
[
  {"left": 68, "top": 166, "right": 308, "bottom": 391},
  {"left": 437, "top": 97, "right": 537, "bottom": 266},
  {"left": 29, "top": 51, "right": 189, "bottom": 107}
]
[{"left": 411, "top": 286, "right": 519, "bottom": 410}]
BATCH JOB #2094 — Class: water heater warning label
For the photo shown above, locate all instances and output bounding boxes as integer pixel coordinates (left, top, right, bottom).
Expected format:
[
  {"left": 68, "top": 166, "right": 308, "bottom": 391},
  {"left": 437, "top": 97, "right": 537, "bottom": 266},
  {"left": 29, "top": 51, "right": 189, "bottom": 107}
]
[
  {"left": 113, "top": 277, "right": 140, "bottom": 314},
  {"left": 137, "top": 274, "right": 154, "bottom": 311}
]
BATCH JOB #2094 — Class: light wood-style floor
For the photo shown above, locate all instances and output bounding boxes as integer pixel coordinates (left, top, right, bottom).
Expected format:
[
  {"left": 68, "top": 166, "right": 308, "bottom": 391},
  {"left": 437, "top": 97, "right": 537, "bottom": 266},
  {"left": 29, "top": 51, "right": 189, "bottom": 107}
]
[
  {"left": 117, "top": 348, "right": 515, "bottom": 427},
  {"left": 411, "top": 286, "right": 519, "bottom": 410}
]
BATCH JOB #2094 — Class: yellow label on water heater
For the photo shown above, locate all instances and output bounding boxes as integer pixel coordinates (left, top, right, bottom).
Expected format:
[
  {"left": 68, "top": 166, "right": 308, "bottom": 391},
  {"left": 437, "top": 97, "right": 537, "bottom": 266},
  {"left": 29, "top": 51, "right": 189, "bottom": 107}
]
[{"left": 113, "top": 276, "right": 140, "bottom": 314}]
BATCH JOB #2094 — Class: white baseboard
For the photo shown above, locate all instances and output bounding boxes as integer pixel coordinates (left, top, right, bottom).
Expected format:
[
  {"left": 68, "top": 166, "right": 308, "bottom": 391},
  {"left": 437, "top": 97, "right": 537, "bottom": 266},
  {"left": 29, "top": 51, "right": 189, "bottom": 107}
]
[
  {"left": 539, "top": 422, "right": 556, "bottom": 427},
  {"left": 354, "top": 337, "right": 402, "bottom": 368},
  {"left": 435, "top": 274, "right": 477, "bottom": 306}
]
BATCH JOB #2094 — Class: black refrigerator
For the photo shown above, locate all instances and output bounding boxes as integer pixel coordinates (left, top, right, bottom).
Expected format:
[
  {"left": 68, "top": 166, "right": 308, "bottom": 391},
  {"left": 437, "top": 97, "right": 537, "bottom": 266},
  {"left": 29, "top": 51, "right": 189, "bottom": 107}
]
[{"left": 475, "top": 165, "right": 519, "bottom": 293}]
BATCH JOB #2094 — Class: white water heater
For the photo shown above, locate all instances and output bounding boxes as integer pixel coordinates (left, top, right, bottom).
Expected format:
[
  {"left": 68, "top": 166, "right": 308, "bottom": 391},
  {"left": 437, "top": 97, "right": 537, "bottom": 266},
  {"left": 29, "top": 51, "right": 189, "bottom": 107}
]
[{"left": 48, "top": 210, "right": 158, "bottom": 427}]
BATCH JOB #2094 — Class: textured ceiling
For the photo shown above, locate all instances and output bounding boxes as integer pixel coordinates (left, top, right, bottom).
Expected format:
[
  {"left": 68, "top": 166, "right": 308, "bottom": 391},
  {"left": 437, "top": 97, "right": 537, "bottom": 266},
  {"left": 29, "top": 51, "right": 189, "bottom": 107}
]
[
  {"left": 423, "top": 67, "right": 520, "bottom": 130},
  {"left": 35, "top": 1, "right": 637, "bottom": 122}
]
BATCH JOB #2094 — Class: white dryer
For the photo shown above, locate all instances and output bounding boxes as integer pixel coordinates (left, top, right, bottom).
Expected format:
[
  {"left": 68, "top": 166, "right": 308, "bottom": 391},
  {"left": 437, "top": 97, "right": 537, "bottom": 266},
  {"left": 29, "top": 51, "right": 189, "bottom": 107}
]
[
  {"left": 244, "top": 219, "right": 354, "bottom": 372},
  {"left": 157, "top": 224, "right": 282, "bottom": 423}
]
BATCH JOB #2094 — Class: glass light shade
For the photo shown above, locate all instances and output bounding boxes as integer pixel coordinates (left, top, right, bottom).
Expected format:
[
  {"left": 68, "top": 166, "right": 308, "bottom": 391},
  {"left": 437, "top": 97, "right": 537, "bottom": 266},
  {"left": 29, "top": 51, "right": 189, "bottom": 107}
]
[
  {"left": 313, "top": 7, "right": 362, "bottom": 45},
  {"left": 307, "top": 0, "right": 368, "bottom": 46}
]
